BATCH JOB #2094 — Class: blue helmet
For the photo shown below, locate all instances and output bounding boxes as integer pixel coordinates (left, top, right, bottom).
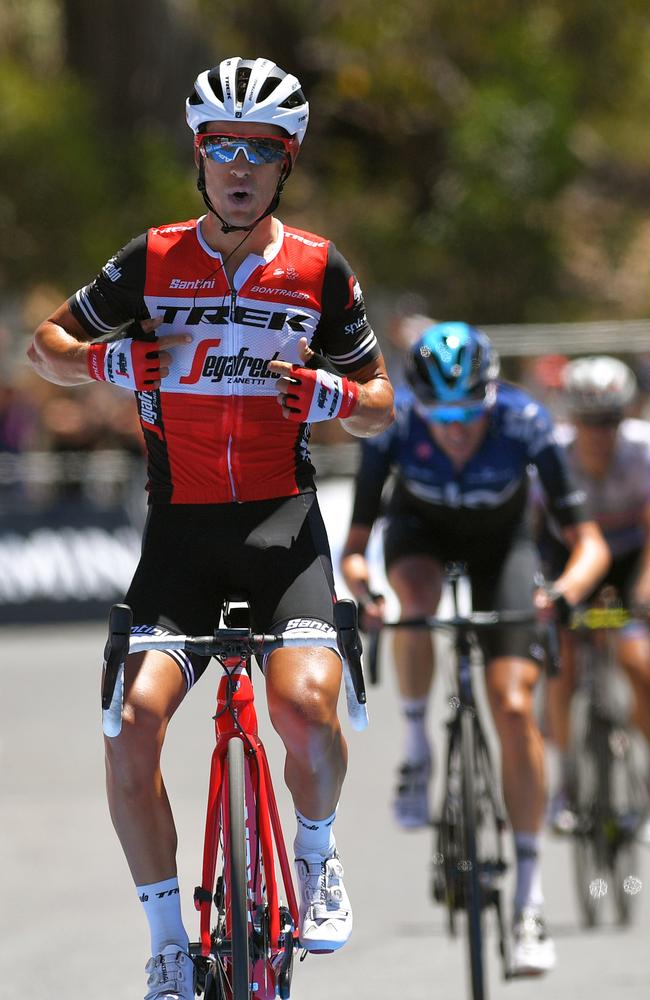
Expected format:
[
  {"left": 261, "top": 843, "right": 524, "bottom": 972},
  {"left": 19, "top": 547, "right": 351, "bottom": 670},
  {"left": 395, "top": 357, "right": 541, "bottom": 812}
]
[{"left": 407, "top": 322, "right": 500, "bottom": 421}]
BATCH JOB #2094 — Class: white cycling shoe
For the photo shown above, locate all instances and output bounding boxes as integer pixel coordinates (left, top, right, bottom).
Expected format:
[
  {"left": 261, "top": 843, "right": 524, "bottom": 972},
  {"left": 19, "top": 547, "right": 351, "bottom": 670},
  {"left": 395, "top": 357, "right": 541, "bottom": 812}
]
[
  {"left": 144, "top": 945, "right": 195, "bottom": 1000},
  {"left": 393, "top": 758, "right": 432, "bottom": 829},
  {"left": 511, "top": 909, "right": 556, "bottom": 977},
  {"left": 294, "top": 851, "right": 353, "bottom": 953}
]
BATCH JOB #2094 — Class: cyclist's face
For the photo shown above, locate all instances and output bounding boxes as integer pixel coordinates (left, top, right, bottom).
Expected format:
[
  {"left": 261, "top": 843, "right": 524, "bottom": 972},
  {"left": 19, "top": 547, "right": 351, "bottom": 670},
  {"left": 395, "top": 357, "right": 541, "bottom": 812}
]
[
  {"left": 574, "top": 417, "right": 620, "bottom": 472},
  {"left": 429, "top": 413, "right": 489, "bottom": 467},
  {"left": 199, "top": 120, "right": 288, "bottom": 227}
]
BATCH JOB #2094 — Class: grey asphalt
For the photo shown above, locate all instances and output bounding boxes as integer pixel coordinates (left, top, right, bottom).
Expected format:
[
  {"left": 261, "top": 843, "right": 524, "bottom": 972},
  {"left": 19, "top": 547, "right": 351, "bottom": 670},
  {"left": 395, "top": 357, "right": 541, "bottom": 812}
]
[
  {"left": 3, "top": 478, "right": 649, "bottom": 998},
  {"left": 2, "top": 619, "right": 649, "bottom": 1000}
]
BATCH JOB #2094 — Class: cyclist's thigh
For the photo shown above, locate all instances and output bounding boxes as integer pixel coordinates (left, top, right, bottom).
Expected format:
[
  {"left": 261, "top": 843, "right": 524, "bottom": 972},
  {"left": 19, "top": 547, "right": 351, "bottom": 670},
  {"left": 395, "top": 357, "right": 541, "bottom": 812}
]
[
  {"left": 120, "top": 650, "right": 188, "bottom": 727},
  {"left": 470, "top": 525, "right": 545, "bottom": 667},
  {"left": 387, "top": 555, "right": 443, "bottom": 613},
  {"left": 232, "top": 493, "right": 342, "bottom": 710},
  {"left": 238, "top": 492, "right": 338, "bottom": 637},
  {"left": 124, "top": 504, "right": 230, "bottom": 690},
  {"left": 384, "top": 508, "right": 444, "bottom": 611}
]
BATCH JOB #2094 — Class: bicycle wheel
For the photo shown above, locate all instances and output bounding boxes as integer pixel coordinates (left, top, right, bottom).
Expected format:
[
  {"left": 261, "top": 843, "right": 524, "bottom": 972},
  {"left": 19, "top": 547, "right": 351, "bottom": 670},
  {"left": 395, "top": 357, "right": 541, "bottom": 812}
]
[
  {"left": 212, "top": 739, "right": 279, "bottom": 1000},
  {"left": 226, "top": 736, "right": 251, "bottom": 998},
  {"left": 610, "top": 726, "right": 643, "bottom": 925},
  {"left": 460, "top": 709, "right": 486, "bottom": 1000},
  {"left": 569, "top": 703, "right": 607, "bottom": 928},
  {"left": 432, "top": 737, "right": 461, "bottom": 937}
]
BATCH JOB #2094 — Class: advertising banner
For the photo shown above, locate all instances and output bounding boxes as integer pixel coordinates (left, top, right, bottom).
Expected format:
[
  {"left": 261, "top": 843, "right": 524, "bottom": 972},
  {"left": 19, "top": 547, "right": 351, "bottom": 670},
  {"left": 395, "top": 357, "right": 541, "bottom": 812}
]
[{"left": 0, "top": 502, "right": 140, "bottom": 624}]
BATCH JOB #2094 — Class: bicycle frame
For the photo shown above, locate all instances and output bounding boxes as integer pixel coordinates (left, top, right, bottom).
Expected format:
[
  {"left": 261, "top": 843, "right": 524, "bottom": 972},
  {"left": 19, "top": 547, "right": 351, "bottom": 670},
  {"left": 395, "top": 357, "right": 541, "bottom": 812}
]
[
  {"left": 101, "top": 599, "right": 368, "bottom": 999},
  {"left": 566, "top": 600, "right": 647, "bottom": 927},
  {"left": 194, "top": 655, "right": 299, "bottom": 998},
  {"left": 368, "top": 568, "right": 547, "bottom": 999}
]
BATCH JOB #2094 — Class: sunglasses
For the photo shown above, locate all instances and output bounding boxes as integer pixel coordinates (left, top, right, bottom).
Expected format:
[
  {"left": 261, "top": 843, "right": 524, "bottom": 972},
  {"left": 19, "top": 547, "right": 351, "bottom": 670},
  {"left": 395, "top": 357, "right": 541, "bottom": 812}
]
[
  {"left": 417, "top": 401, "right": 488, "bottom": 425},
  {"left": 197, "top": 133, "right": 294, "bottom": 166},
  {"left": 416, "top": 381, "right": 496, "bottom": 425},
  {"left": 577, "top": 415, "right": 621, "bottom": 428}
]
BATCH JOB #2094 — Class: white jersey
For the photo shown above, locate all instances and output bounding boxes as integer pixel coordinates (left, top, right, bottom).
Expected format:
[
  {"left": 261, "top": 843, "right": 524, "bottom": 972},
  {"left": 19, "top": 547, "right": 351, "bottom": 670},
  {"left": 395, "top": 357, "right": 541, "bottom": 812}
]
[{"left": 555, "top": 418, "right": 650, "bottom": 558}]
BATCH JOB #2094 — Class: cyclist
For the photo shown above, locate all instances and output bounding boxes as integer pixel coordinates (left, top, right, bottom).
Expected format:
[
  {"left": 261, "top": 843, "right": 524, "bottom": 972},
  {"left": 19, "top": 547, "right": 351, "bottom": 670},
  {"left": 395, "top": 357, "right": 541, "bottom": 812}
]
[
  {"left": 543, "top": 356, "right": 650, "bottom": 833},
  {"left": 341, "top": 322, "right": 609, "bottom": 975},
  {"left": 27, "top": 57, "right": 394, "bottom": 1000}
]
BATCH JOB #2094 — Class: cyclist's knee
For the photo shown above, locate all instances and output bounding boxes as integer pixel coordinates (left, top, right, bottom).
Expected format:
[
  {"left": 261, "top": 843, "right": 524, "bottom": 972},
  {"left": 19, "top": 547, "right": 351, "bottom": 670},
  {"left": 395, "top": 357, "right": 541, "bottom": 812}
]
[
  {"left": 487, "top": 657, "right": 538, "bottom": 723},
  {"left": 104, "top": 710, "right": 168, "bottom": 791}
]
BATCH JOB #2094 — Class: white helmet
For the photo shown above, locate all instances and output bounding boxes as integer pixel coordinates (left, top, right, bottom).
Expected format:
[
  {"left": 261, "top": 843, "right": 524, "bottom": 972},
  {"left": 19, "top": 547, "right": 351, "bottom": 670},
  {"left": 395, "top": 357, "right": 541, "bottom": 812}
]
[
  {"left": 186, "top": 57, "right": 309, "bottom": 159},
  {"left": 563, "top": 355, "right": 637, "bottom": 415}
]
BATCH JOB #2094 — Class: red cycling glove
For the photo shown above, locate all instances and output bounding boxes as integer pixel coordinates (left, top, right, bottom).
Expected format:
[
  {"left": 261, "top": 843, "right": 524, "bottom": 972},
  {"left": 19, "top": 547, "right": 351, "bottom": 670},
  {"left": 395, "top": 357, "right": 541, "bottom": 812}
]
[
  {"left": 87, "top": 338, "right": 162, "bottom": 390},
  {"left": 281, "top": 366, "right": 359, "bottom": 422}
]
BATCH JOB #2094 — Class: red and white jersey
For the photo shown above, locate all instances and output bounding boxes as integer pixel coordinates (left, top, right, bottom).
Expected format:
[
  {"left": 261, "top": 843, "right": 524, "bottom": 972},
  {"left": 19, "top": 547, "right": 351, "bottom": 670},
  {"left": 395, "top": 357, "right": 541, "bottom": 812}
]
[{"left": 69, "top": 217, "right": 381, "bottom": 503}]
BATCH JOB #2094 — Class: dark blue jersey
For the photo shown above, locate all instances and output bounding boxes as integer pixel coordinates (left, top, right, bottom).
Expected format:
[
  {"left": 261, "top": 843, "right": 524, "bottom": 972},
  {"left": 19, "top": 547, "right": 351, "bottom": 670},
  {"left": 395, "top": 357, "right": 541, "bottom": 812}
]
[{"left": 351, "top": 383, "right": 586, "bottom": 538}]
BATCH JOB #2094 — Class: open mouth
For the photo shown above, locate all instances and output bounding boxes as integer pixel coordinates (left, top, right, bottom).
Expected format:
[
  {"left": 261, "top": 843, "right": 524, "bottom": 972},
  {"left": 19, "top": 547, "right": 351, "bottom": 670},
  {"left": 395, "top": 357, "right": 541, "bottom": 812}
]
[{"left": 229, "top": 190, "right": 252, "bottom": 205}]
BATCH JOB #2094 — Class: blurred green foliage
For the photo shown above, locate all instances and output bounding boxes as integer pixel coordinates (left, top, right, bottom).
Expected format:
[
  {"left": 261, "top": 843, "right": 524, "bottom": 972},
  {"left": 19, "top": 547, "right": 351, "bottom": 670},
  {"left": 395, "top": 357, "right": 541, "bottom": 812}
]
[{"left": 3, "top": 0, "right": 650, "bottom": 324}]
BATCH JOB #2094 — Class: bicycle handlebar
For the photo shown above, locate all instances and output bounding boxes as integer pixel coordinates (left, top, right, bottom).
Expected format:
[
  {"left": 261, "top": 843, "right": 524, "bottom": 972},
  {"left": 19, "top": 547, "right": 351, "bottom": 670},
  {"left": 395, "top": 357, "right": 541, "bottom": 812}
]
[
  {"left": 362, "top": 609, "right": 560, "bottom": 685},
  {"left": 102, "top": 602, "right": 369, "bottom": 738}
]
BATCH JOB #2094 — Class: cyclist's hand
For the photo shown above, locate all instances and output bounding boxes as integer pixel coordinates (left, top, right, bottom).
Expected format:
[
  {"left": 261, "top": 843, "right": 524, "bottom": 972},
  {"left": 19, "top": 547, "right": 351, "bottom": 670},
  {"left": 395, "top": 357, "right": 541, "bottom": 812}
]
[
  {"left": 269, "top": 337, "right": 359, "bottom": 422},
  {"left": 358, "top": 592, "right": 386, "bottom": 632},
  {"left": 87, "top": 318, "right": 191, "bottom": 391},
  {"left": 534, "top": 585, "right": 572, "bottom": 626}
]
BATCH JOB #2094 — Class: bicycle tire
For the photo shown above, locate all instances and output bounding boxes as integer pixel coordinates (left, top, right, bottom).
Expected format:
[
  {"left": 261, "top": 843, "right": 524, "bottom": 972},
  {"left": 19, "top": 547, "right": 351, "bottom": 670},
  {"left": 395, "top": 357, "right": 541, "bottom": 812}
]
[
  {"left": 460, "top": 709, "right": 486, "bottom": 1000},
  {"left": 569, "top": 704, "right": 607, "bottom": 928},
  {"left": 432, "top": 716, "right": 464, "bottom": 935},
  {"left": 610, "top": 727, "right": 643, "bottom": 926},
  {"left": 226, "top": 736, "right": 251, "bottom": 999}
]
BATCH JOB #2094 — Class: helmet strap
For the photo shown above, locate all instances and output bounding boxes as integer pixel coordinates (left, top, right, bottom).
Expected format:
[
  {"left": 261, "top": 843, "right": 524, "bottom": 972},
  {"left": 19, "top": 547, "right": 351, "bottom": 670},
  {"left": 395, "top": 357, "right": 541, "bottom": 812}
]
[{"left": 196, "top": 158, "right": 292, "bottom": 235}]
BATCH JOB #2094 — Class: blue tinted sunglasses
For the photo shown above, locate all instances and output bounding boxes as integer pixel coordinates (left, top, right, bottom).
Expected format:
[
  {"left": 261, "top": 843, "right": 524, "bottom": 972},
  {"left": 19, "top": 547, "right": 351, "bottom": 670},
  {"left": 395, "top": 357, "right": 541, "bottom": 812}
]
[
  {"left": 198, "top": 133, "right": 293, "bottom": 165},
  {"left": 420, "top": 401, "right": 487, "bottom": 424}
]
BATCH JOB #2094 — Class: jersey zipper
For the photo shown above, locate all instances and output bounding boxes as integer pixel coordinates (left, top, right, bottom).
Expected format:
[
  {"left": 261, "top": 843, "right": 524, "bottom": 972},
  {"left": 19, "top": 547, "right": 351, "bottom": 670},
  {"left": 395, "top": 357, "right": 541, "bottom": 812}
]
[{"left": 226, "top": 285, "right": 239, "bottom": 501}]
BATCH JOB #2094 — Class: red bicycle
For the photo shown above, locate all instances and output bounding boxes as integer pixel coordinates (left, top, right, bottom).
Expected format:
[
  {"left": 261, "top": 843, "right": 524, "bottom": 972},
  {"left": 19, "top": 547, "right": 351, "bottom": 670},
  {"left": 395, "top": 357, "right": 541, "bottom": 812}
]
[{"left": 101, "top": 599, "right": 367, "bottom": 1000}]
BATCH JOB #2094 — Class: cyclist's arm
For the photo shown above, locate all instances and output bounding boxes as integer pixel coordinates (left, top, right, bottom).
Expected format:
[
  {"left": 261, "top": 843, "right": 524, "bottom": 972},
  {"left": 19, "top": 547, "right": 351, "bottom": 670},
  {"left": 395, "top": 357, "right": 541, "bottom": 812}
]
[
  {"left": 341, "top": 523, "right": 375, "bottom": 601},
  {"left": 340, "top": 430, "right": 393, "bottom": 603},
  {"left": 551, "top": 520, "right": 611, "bottom": 607},
  {"left": 28, "top": 303, "right": 95, "bottom": 386},
  {"left": 27, "top": 234, "right": 148, "bottom": 386},
  {"left": 530, "top": 416, "right": 610, "bottom": 605},
  {"left": 338, "top": 354, "right": 394, "bottom": 437},
  {"left": 311, "top": 243, "right": 395, "bottom": 436}
]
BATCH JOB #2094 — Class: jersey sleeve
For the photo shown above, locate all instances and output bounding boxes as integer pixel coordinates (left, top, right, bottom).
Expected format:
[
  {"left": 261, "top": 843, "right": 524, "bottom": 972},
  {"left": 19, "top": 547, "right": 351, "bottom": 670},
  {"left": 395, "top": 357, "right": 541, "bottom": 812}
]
[
  {"left": 350, "top": 426, "right": 396, "bottom": 527},
  {"left": 67, "top": 233, "right": 149, "bottom": 338},
  {"left": 532, "top": 419, "right": 587, "bottom": 527},
  {"left": 312, "top": 244, "right": 381, "bottom": 374}
]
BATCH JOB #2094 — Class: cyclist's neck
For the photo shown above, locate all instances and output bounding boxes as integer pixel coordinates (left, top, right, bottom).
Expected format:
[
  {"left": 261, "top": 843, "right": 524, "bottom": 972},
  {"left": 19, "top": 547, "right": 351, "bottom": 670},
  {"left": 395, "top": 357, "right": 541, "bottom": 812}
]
[{"left": 200, "top": 212, "right": 280, "bottom": 266}]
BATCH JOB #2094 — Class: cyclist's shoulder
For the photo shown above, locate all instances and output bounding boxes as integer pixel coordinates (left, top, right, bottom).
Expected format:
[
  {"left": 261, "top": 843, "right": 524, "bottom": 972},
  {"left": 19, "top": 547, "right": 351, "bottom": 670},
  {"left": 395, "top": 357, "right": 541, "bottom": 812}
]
[
  {"left": 147, "top": 217, "right": 200, "bottom": 249},
  {"left": 492, "top": 382, "right": 554, "bottom": 433},
  {"left": 282, "top": 223, "right": 331, "bottom": 252},
  {"left": 495, "top": 380, "right": 549, "bottom": 414}
]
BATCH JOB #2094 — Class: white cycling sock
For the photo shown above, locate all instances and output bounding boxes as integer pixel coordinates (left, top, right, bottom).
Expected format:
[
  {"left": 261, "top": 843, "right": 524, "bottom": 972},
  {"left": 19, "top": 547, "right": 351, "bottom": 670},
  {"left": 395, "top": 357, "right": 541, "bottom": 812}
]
[
  {"left": 294, "top": 806, "right": 337, "bottom": 859},
  {"left": 513, "top": 832, "right": 544, "bottom": 915},
  {"left": 400, "top": 696, "right": 431, "bottom": 764},
  {"left": 136, "top": 876, "right": 189, "bottom": 956}
]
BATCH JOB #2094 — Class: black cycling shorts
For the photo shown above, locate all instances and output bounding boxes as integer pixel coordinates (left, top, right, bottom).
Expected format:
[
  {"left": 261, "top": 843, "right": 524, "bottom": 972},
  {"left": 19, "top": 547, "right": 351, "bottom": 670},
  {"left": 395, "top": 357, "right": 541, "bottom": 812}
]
[
  {"left": 124, "top": 492, "right": 337, "bottom": 688},
  {"left": 383, "top": 506, "right": 545, "bottom": 665}
]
